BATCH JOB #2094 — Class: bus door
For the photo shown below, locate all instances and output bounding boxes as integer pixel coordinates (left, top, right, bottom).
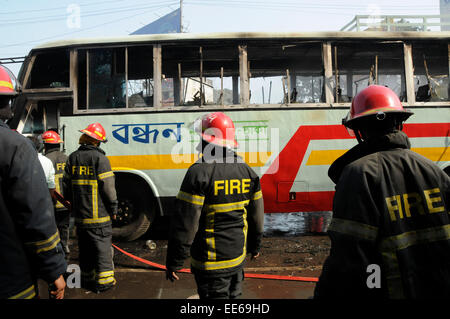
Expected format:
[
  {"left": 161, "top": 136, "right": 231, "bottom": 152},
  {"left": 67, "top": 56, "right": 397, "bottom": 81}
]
[{"left": 18, "top": 98, "right": 70, "bottom": 145}]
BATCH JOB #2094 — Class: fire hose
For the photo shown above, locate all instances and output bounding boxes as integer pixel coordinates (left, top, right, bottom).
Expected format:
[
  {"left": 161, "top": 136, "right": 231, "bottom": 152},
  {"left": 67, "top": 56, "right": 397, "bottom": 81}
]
[
  {"left": 54, "top": 190, "right": 71, "bottom": 211},
  {"left": 112, "top": 243, "right": 319, "bottom": 283},
  {"left": 54, "top": 191, "right": 319, "bottom": 282}
]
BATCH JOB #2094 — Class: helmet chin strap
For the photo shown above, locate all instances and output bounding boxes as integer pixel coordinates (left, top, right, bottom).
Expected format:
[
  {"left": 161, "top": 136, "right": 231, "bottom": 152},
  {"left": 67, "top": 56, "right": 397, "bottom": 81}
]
[{"left": 355, "top": 129, "right": 364, "bottom": 144}]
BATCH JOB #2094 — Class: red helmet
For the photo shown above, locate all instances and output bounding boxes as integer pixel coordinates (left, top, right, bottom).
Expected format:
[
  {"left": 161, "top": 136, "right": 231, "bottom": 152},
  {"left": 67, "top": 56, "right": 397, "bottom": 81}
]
[
  {"left": 79, "top": 122, "right": 107, "bottom": 142},
  {"left": 0, "top": 65, "right": 17, "bottom": 96},
  {"left": 193, "top": 112, "right": 238, "bottom": 148},
  {"left": 42, "top": 130, "right": 63, "bottom": 144},
  {"left": 343, "top": 85, "right": 413, "bottom": 129}
]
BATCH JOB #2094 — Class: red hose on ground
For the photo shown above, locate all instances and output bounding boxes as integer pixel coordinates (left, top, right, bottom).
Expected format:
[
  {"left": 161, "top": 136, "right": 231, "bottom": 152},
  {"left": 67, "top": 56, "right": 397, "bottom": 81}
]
[
  {"left": 112, "top": 243, "right": 190, "bottom": 274},
  {"left": 112, "top": 244, "right": 319, "bottom": 282}
]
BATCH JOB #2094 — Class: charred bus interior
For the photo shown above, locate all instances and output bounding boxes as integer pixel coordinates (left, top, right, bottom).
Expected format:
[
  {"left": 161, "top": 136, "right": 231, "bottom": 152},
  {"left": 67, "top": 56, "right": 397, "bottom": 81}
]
[{"left": 13, "top": 35, "right": 450, "bottom": 126}]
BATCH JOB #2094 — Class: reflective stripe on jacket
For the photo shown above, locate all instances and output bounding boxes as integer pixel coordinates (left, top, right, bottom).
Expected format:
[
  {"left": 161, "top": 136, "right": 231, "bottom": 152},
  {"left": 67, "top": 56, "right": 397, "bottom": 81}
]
[
  {"left": 166, "top": 151, "right": 264, "bottom": 277},
  {"left": 315, "top": 130, "right": 450, "bottom": 299},
  {"left": 0, "top": 121, "right": 67, "bottom": 298},
  {"left": 45, "top": 148, "right": 68, "bottom": 211},
  {"left": 63, "top": 144, "right": 118, "bottom": 228}
]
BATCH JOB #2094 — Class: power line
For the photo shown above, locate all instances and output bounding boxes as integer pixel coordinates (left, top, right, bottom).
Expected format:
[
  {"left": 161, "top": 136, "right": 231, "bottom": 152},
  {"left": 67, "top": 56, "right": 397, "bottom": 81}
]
[
  {"left": 185, "top": 0, "right": 439, "bottom": 11},
  {"left": 185, "top": 0, "right": 439, "bottom": 14},
  {"left": 0, "top": 0, "right": 112, "bottom": 15},
  {"left": 0, "top": 0, "right": 170, "bottom": 15},
  {"left": 2, "top": 0, "right": 440, "bottom": 50},
  {"left": 2, "top": 4, "right": 175, "bottom": 49},
  {"left": 182, "top": 2, "right": 439, "bottom": 18},
  {"left": 1, "top": 1, "right": 438, "bottom": 26},
  {"left": 0, "top": 1, "right": 178, "bottom": 25}
]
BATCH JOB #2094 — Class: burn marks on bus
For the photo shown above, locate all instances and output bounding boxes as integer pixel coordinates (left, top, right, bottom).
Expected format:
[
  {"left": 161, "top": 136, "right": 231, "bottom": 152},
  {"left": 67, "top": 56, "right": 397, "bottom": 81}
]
[{"left": 19, "top": 34, "right": 450, "bottom": 113}]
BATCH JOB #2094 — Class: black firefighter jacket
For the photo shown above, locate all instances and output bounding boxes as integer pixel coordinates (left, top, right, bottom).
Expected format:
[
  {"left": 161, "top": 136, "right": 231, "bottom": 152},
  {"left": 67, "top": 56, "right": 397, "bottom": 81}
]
[
  {"left": 63, "top": 144, "right": 118, "bottom": 229},
  {"left": 0, "top": 121, "right": 67, "bottom": 299},
  {"left": 166, "top": 151, "right": 264, "bottom": 277},
  {"left": 45, "top": 148, "right": 68, "bottom": 212},
  {"left": 314, "top": 130, "right": 450, "bottom": 299}
]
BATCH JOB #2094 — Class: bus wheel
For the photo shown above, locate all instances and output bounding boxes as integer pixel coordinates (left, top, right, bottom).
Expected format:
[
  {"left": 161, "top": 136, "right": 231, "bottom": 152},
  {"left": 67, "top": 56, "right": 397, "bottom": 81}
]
[{"left": 112, "top": 175, "right": 155, "bottom": 241}]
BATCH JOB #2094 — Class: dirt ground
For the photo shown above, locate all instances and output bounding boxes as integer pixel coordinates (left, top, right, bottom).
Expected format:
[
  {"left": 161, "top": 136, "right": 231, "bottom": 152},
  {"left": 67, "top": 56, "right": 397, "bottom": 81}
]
[
  {"left": 68, "top": 233, "right": 331, "bottom": 279},
  {"left": 66, "top": 212, "right": 332, "bottom": 279},
  {"left": 56, "top": 215, "right": 332, "bottom": 299}
]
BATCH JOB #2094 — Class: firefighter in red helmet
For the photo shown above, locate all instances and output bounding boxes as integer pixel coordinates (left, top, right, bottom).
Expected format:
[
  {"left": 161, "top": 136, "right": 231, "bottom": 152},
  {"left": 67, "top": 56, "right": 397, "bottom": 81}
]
[
  {"left": 0, "top": 64, "right": 17, "bottom": 120},
  {"left": 42, "top": 130, "right": 71, "bottom": 259},
  {"left": 314, "top": 85, "right": 450, "bottom": 299},
  {"left": 0, "top": 65, "right": 67, "bottom": 298},
  {"left": 62, "top": 122, "right": 118, "bottom": 293},
  {"left": 166, "top": 112, "right": 264, "bottom": 299}
]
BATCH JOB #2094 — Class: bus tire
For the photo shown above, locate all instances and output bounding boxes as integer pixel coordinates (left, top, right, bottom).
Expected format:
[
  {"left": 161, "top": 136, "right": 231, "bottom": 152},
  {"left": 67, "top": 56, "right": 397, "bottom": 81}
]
[
  {"left": 112, "top": 174, "right": 156, "bottom": 241},
  {"left": 113, "top": 209, "right": 153, "bottom": 241}
]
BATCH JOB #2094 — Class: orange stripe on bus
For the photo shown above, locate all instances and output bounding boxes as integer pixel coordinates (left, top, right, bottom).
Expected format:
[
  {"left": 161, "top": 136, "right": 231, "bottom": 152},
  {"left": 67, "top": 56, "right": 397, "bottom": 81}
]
[
  {"left": 411, "top": 147, "right": 450, "bottom": 162},
  {"left": 108, "top": 152, "right": 272, "bottom": 170},
  {"left": 306, "top": 147, "right": 449, "bottom": 166},
  {"left": 306, "top": 150, "right": 347, "bottom": 166}
]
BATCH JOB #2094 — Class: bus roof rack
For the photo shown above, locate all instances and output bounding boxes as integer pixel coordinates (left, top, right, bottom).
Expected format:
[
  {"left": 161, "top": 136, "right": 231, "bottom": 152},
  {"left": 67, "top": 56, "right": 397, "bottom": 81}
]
[{"left": 341, "top": 14, "right": 450, "bottom": 32}]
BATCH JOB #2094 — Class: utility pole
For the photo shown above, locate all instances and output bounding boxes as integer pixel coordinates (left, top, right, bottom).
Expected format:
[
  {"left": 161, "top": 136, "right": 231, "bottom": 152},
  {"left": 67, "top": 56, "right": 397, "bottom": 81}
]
[{"left": 180, "top": 0, "right": 183, "bottom": 33}]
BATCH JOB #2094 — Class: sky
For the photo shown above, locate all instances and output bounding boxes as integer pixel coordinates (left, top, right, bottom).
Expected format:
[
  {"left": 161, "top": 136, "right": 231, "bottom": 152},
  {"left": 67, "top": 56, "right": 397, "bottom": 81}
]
[{"left": 0, "top": 0, "right": 443, "bottom": 76}]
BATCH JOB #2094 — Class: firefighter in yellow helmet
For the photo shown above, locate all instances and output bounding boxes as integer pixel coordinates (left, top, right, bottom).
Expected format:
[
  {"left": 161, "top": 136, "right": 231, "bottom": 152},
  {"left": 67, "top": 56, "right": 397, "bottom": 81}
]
[
  {"left": 62, "top": 122, "right": 118, "bottom": 293},
  {"left": 0, "top": 65, "right": 66, "bottom": 299},
  {"left": 314, "top": 85, "right": 450, "bottom": 299},
  {"left": 166, "top": 112, "right": 264, "bottom": 299}
]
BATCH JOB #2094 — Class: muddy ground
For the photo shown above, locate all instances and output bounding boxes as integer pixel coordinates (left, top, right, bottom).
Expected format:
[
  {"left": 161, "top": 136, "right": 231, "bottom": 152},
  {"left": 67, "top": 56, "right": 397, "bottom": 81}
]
[
  {"left": 67, "top": 213, "right": 331, "bottom": 279},
  {"left": 48, "top": 214, "right": 332, "bottom": 300},
  {"left": 106, "top": 234, "right": 330, "bottom": 278},
  {"left": 66, "top": 213, "right": 331, "bottom": 276}
]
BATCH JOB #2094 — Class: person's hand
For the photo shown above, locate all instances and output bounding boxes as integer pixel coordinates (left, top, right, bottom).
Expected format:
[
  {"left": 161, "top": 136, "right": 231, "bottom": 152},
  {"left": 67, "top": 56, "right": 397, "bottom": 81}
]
[
  {"left": 166, "top": 270, "right": 179, "bottom": 282},
  {"left": 251, "top": 252, "right": 260, "bottom": 260},
  {"left": 50, "top": 275, "right": 66, "bottom": 299}
]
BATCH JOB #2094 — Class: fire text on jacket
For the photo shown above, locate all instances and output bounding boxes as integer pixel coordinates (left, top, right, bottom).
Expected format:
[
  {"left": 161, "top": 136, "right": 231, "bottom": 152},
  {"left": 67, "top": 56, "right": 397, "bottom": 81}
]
[
  {"left": 385, "top": 187, "right": 446, "bottom": 222},
  {"left": 71, "top": 165, "right": 94, "bottom": 176},
  {"left": 214, "top": 179, "right": 251, "bottom": 196}
]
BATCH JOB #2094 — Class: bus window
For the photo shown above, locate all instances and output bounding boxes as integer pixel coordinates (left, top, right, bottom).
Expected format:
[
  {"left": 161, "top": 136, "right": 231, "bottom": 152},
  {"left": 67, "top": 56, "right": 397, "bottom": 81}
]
[
  {"left": 28, "top": 50, "right": 70, "bottom": 89},
  {"left": 128, "top": 46, "right": 154, "bottom": 108},
  {"left": 180, "top": 76, "right": 238, "bottom": 106},
  {"left": 162, "top": 43, "right": 239, "bottom": 106},
  {"left": 296, "top": 75, "right": 324, "bottom": 103},
  {"left": 247, "top": 41, "right": 324, "bottom": 104},
  {"left": 88, "top": 48, "right": 126, "bottom": 109},
  {"left": 77, "top": 50, "right": 87, "bottom": 110},
  {"left": 22, "top": 103, "right": 44, "bottom": 135},
  {"left": 333, "top": 42, "right": 406, "bottom": 102},
  {"left": 412, "top": 41, "right": 449, "bottom": 102},
  {"left": 161, "top": 78, "right": 174, "bottom": 106}
]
